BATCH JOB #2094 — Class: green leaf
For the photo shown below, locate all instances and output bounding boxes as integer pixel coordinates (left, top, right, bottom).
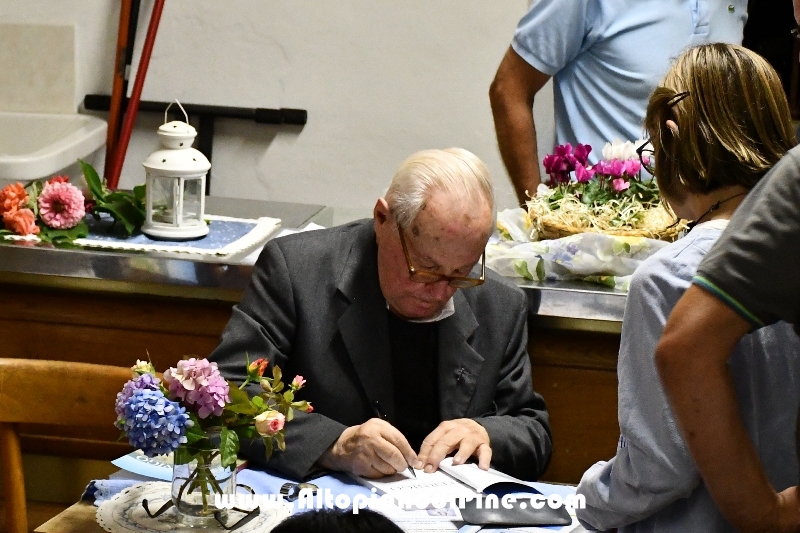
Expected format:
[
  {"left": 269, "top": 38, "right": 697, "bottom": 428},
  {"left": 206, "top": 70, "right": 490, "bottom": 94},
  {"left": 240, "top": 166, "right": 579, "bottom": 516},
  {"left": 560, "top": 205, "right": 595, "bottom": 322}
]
[
  {"left": 286, "top": 407, "right": 294, "bottom": 422},
  {"left": 272, "top": 365, "right": 282, "bottom": 384},
  {"left": 37, "top": 219, "right": 89, "bottom": 244},
  {"left": 283, "top": 390, "right": 294, "bottom": 403},
  {"left": 263, "top": 436, "right": 274, "bottom": 459},
  {"left": 80, "top": 159, "right": 106, "bottom": 202},
  {"left": 133, "top": 184, "right": 146, "bottom": 202},
  {"left": 275, "top": 432, "right": 286, "bottom": 452},
  {"left": 234, "top": 426, "right": 257, "bottom": 440},
  {"left": 535, "top": 258, "right": 546, "bottom": 281},
  {"left": 227, "top": 384, "right": 252, "bottom": 405},
  {"left": 512, "top": 259, "right": 533, "bottom": 281},
  {"left": 251, "top": 396, "right": 264, "bottom": 408},
  {"left": 219, "top": 427, "right": 240, "bottom": 468},
  {"left": 224, "top": 402, "right": 258, "bottom": 415}
]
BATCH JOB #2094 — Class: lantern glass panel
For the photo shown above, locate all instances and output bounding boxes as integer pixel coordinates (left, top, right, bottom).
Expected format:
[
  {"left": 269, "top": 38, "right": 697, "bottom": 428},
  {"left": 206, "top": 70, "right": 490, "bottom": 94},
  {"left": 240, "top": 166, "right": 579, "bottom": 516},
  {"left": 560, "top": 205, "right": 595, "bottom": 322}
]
[
  {"left": 151, "top": 176, "right": 176, "bottom": 225},
  {"left": 182, "top": 178, "right": 203, "bottom": 223}
]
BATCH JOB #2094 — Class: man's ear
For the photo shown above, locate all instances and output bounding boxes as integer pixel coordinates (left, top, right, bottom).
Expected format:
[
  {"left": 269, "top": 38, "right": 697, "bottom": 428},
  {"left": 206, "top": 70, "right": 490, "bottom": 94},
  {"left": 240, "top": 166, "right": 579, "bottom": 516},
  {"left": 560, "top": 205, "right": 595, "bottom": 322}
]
[{"left": 374, "top": 198, "right": 390, "bottom": 229}]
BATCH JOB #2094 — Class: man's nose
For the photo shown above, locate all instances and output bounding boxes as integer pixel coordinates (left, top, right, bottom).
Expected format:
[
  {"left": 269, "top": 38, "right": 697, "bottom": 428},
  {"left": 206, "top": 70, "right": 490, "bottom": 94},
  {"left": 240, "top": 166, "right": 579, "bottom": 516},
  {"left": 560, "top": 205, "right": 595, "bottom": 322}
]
[{"left": 426, "top": 279, "right": 453, "bottom": 300}]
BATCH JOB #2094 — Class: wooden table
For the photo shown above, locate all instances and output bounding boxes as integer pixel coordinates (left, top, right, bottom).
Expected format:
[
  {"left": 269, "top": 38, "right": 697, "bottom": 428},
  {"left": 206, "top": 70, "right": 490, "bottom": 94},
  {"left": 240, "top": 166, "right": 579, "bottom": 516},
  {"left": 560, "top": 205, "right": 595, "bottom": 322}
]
[{"left": 35, "top": 501, "right": 103, "bottom": 533}]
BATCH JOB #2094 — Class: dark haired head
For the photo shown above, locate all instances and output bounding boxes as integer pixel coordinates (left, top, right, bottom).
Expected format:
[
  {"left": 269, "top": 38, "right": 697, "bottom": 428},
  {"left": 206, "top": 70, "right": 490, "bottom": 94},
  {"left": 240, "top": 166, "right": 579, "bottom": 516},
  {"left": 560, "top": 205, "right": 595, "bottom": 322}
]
[{"left": 271, "top": 508, "right": 404, "bottom": 533}]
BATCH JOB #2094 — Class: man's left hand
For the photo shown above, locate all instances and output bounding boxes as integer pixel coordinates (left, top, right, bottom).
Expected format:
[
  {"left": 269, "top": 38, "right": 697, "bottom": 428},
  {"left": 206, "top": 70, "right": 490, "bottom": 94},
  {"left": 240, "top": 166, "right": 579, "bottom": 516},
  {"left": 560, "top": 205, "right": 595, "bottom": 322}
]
[{"left": 415, "top": 418, "right": 491, "bottom": 473}]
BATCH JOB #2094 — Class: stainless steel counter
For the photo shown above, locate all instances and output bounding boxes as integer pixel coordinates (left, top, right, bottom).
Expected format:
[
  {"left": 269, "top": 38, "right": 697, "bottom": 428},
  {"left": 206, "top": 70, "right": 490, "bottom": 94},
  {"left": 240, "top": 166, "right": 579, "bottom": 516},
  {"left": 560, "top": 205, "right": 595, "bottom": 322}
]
[{"left": 0, "top": 199, "right": 625, "bottom": 332}]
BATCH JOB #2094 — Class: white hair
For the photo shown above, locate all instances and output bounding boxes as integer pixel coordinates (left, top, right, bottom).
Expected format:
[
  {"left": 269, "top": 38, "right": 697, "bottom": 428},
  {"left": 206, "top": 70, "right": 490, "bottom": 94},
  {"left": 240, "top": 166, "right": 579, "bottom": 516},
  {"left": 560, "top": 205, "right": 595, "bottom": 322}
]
[{"left": 385, "top": 148, "right": 495, "bottom": 231}]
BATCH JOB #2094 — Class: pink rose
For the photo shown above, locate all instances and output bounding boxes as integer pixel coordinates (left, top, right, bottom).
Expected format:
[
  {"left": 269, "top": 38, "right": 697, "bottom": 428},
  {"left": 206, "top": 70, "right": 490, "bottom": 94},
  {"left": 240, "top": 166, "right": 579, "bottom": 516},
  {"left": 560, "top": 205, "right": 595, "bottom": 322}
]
[
  {"left": 612, "top": 178, "right": 631, "bottom": 192},
  {"left": 291, "top": 375, "right": 306, "bottom": 389},
  {"left": 255, "top": 410, "right": 286, "bottom": 436},
  {"left": 306, "top": 403, "right": 314, "bottom": 413}
]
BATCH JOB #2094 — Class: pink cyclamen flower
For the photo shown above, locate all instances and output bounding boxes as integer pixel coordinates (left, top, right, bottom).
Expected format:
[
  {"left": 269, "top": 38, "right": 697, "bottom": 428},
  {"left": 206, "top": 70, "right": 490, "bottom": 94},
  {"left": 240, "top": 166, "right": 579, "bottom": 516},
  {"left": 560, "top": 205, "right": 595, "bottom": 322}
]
[
  {"left": 575, "top": 165, "right": 595, "bottom": 183},
  {"left": 164, "top": 358, "right": 230, "bottom": 418},
  {"left": 623, "top": 159, "right": 641, "bottom": 177},
  {"left": 38, "top": 181, "right": 86, "bottom": 229},
  {"left": 254, "top": 410, "right": 286, "bottom": 436},
  {"left": 573, "top": 143, "right": 592, "bottom": 166},
  {"left": 612, "top": 178, "right": 631, "bottom": 192},
  {"left": 291, "top": 375, "right": 306, "bottom": 389}
]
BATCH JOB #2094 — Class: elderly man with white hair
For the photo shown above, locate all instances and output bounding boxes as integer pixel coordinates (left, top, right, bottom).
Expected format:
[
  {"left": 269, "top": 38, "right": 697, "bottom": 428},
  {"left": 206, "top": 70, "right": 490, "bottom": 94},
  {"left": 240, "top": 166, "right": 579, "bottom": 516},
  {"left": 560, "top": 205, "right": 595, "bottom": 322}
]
[{"left": 210, "top": 148, "right": 552, "bottom": 481}]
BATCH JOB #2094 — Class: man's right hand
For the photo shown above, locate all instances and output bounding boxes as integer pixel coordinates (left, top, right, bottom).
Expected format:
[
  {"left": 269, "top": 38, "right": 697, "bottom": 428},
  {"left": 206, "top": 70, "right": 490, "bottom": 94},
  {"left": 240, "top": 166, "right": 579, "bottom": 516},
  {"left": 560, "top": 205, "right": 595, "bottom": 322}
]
[{"left": 316, "top": 418, "right": 417, "bottom": 478}]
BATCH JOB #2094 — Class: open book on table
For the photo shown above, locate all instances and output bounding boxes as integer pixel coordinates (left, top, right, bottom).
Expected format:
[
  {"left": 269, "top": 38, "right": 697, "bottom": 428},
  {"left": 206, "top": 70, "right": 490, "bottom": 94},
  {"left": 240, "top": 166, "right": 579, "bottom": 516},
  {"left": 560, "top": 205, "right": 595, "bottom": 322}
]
[{"left": 350, "top": 457, "right": 574, "bottom": 527}]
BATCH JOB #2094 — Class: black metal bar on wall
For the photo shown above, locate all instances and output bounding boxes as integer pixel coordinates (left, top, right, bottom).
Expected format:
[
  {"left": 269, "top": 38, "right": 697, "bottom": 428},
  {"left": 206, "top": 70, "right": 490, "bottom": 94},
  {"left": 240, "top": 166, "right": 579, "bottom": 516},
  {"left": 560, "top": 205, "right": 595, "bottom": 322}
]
[{"left": 83, "top": 94, "right": 308, "bottom": 193}]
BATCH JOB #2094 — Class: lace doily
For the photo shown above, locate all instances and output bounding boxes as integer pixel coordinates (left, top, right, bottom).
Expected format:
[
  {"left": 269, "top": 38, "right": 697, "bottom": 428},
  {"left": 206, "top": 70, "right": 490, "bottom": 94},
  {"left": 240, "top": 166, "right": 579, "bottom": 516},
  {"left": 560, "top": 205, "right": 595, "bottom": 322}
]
[{"left": 96, "top": 482, "right": 290, "bottom": 533}]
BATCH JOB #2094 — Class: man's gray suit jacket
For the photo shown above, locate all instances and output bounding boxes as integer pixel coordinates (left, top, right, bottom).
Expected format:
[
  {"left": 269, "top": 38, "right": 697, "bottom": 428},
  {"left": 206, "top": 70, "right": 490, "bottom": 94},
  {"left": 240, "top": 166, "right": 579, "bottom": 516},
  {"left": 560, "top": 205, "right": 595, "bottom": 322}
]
[{"left": 209, "top": 219, "right": 552, "bottom": 481}]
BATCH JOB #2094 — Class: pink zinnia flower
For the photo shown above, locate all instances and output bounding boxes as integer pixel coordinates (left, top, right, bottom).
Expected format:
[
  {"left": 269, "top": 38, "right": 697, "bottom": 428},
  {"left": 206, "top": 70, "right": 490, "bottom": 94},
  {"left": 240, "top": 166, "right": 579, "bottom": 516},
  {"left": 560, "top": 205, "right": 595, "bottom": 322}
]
[
  {"left": 254, "top": 410, "right": 285, "bottom": 436},
  {"left": 164, "top": 358, "right": 230, "bottom": 418},
  {"left": 612, "top": 178, "right": 631, "bottom": 192},
  {"left": 38, "top": 182, "right": 85, "bottom": 229}
]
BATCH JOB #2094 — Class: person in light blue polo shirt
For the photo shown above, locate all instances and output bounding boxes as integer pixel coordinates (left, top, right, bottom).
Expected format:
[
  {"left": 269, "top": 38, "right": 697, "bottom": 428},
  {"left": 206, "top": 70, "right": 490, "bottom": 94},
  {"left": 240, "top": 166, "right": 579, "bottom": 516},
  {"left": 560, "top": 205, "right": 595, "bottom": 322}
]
[{"left": 489, "top": 0, "right": 747, "bottom": 206}]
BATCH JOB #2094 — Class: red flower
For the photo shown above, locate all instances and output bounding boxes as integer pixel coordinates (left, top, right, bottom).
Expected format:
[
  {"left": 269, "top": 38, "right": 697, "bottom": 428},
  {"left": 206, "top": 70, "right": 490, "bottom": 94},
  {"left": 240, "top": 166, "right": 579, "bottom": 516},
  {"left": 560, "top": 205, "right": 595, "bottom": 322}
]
[
  {"left": 3, "top": 208, "right": 40, "bottom": 236},
  {"left": 47, "top": 175, "right": 70, "bottom": 185},
  {"left": 0, "top": 183, "right": 28, "bottom": 216},
  {"left": 247, "top": 358, "right": 268, "bottom": 378}
]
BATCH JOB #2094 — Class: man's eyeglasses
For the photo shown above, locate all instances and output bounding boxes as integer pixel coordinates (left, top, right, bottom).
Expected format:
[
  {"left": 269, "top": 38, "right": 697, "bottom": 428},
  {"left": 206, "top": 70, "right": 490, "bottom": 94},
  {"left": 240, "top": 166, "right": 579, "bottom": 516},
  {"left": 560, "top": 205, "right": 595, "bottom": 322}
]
[
  {"left": 397, "top": 224, "right": 485, "bottom": 289},
  {"left": 636, "top": 91, "right": 690, "bottom": 176}
]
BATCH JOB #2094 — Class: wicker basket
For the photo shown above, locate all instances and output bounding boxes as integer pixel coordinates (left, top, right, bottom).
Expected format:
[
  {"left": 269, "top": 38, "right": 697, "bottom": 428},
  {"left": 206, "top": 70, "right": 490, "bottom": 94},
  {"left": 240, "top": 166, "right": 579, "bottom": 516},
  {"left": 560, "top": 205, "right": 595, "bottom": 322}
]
[{"left": 534, "top": 215, "right": 686, "bottom": 242}]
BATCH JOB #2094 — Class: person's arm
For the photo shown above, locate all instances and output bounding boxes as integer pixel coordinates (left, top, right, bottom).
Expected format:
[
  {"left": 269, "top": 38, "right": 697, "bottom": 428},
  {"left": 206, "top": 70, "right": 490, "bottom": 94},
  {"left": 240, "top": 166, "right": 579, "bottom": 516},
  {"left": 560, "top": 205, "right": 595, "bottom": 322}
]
[
  {"left": 578, "top": 263, "right": 702, "bottom": 530},
  {"left": 655, "top": 285, "right": 800, "bottom": 532},
  {"left": 209, "top": 239, "right": 347, "bottom": 480},
  {"left": 490, "top": 46, "right": 552, "bottom": 207}
]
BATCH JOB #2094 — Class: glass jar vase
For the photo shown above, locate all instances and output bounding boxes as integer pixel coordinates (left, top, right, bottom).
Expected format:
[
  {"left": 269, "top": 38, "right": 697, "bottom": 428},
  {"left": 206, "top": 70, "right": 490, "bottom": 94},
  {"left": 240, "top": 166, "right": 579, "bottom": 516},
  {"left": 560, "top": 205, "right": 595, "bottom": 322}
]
[{"left": 171, "top": 443, "right": 236, "bottom": 527}]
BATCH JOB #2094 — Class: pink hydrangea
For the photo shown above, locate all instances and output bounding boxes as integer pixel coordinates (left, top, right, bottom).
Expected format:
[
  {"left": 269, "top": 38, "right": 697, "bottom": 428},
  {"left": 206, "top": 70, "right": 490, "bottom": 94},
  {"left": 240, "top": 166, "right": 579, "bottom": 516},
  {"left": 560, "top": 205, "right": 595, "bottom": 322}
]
[
  {"left": 38, "top": 181, "right": 85, "bottom": 229},
  {"left": 164, "top": 358, "right": 230, "bottom": 418}
]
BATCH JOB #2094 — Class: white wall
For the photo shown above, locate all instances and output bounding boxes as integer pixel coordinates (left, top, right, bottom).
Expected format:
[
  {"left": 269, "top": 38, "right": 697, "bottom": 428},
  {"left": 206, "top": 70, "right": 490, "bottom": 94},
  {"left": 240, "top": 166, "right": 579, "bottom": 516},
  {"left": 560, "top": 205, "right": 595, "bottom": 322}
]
[{"left": 0, "top": 1, "right": 555, "bottom": 213}]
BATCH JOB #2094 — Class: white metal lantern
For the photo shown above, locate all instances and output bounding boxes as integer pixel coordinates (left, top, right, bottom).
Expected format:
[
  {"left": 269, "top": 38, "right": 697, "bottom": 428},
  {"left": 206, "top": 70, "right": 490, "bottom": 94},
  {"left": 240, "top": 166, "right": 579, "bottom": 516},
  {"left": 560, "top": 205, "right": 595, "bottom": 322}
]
[{"left": 141, "top": 105, "right": 210, "bottom": 240}]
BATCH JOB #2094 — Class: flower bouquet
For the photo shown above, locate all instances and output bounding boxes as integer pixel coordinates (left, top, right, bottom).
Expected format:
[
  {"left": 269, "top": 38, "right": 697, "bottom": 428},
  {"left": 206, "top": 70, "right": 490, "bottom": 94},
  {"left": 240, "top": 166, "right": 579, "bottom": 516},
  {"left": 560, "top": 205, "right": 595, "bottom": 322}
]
[
  {"left": 115, "top": 356, "right": 311, "bottom": 526},
  {"left": 528, "top": 140, "right": 685, "bottom": 241},
  {"left": 0, "top": 160, "right": 145, "bottom": 243}
]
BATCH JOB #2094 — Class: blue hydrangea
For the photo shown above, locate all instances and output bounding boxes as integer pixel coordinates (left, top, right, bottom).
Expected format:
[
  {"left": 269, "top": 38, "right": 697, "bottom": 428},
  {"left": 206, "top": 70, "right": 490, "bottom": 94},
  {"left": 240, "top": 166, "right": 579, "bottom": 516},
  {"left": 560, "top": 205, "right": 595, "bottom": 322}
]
[
  {"left": 121, "top": 389, "right": 193, "bottom": 457},
  {"left": 115, "top": 373, "right": 162, "bottom": 427}
]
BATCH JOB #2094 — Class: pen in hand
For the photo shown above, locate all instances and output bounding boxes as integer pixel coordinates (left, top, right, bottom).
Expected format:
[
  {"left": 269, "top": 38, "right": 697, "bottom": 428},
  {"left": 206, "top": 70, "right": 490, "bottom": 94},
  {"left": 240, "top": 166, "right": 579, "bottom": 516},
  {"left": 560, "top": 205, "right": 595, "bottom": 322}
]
[{"left": 372, "top": 400, "right": 417, "bottom": 478}]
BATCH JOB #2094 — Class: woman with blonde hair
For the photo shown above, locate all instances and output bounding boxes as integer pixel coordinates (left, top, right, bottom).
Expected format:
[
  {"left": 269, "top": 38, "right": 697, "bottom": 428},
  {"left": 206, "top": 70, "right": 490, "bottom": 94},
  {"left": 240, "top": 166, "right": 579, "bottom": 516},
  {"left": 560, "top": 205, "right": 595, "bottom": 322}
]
[{"left": 576, "top": 43, "right": 800, "bottom": 532}]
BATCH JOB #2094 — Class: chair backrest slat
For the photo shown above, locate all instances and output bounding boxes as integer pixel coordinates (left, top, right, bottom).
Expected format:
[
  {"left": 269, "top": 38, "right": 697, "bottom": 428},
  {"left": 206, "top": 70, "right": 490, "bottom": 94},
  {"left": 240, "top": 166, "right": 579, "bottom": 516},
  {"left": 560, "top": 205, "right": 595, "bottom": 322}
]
[{"left": 0, "top": 359, "right": 131, "bottom": 426}]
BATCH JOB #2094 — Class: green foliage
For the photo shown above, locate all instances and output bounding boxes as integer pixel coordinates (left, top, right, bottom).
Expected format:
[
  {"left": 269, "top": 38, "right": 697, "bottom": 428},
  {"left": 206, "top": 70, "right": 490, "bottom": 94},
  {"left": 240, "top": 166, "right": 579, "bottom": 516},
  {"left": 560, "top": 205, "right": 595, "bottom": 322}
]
[
  {"left": 79, "top": 159, "right": 146, "bottom": 235},
  {"left": 37, "top": 219, "right": 89, "bottom": 243}
]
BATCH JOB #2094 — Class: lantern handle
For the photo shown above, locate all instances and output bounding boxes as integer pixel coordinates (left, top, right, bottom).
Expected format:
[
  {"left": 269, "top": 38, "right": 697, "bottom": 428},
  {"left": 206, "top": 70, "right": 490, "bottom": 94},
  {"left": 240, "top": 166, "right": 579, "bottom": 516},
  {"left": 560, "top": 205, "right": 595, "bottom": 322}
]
[{"left": 164, "top": 99, "right": 189, "bottom": 125}]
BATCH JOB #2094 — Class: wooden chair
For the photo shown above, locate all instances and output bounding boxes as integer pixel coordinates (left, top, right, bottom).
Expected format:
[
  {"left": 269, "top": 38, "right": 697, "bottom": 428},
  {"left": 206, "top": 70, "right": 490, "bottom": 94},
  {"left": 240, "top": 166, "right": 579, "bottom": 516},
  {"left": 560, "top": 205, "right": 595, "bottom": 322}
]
[{"left": 0, "top": 359, "right": 132, "bottom": 533}]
